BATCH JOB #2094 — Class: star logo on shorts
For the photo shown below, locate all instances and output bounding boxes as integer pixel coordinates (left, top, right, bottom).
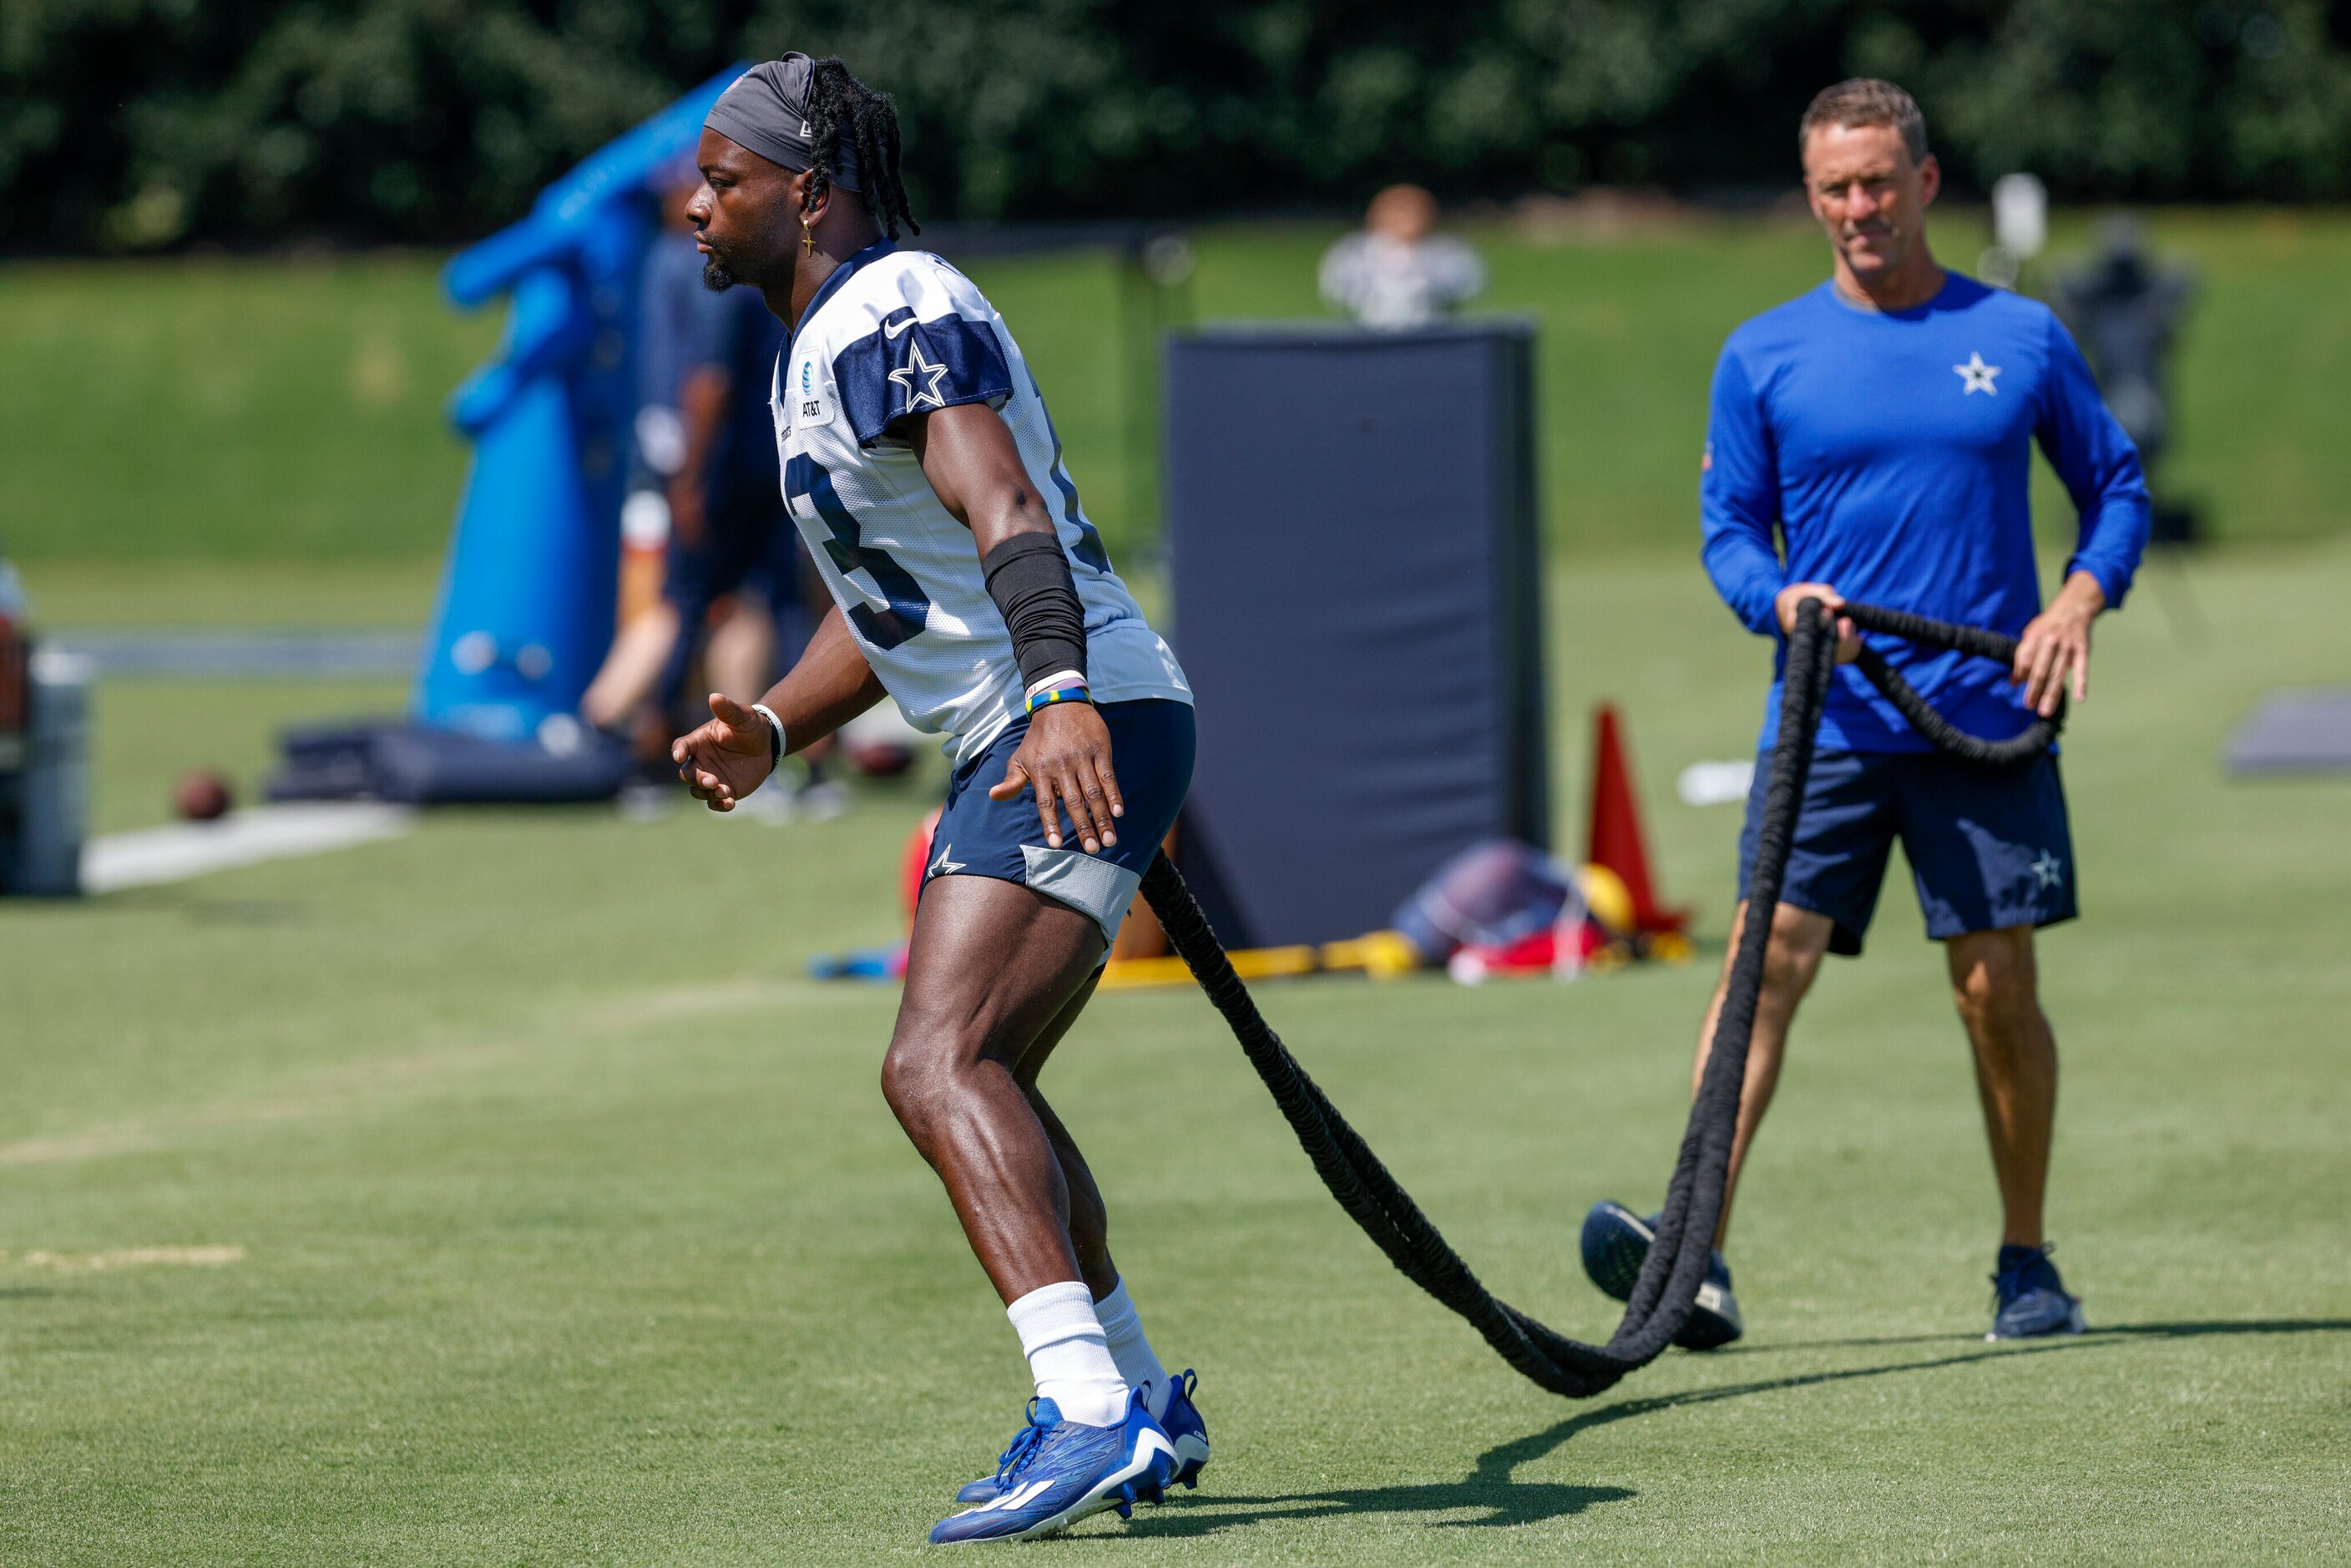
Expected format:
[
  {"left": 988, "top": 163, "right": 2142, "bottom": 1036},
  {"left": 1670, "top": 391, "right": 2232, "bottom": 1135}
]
[
  {"left": 2029, "top": 850, "right": 2063, "bottom": 890},
  {"left": 888, "top": 339, "right": 953, "bottom": 412},
  {"left": 1954, "top": 352, "right": 2001, "bottom": 395},
  {"left": 928, "top": 840, "right": 965, "bottom": 878}
]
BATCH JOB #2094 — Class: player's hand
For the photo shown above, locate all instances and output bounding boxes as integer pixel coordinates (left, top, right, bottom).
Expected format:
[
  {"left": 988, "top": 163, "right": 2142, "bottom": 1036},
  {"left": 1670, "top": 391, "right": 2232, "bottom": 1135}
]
[
  {"left": 2011, "top": 593, "right": 2097, "bottom": 717},
  {"left": 670, "top": 693, "right": 775, "bottom": 812},
  {"left": 990, "top": 702, "right": 1123, "bottom": 855},
  {"left": 1776, "top": 581, "right": 1860, "bottom": 664}
]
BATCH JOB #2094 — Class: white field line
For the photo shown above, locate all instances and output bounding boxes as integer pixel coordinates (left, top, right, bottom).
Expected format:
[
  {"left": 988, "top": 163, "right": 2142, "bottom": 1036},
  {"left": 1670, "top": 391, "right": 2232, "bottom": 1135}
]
[
  {"left": 82, "top": 802, "right": 416, "bottom": 893},
  {"left": 3, "top": 1245, "right": 246, "bottom": 1270},
  {"left": 0, "top": 976, "right": 852, "bottom": 1167}
]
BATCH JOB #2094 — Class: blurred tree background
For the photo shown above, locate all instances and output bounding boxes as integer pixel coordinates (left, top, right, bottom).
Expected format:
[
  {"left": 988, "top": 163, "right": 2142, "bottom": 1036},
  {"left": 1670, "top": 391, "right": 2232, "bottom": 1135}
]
[{"left": 7, "top": 0, "right": 2348, "bottom": 253}]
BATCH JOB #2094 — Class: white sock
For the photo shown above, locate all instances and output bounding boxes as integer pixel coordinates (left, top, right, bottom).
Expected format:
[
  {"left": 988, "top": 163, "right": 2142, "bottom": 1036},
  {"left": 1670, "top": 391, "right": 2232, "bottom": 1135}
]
[
  {"left": 1007, "top": 1281, "right": 1130, "bottom": 1429},
  {"left": 1094, "top": 1276, "right": 1174, "bottom": 1421}
]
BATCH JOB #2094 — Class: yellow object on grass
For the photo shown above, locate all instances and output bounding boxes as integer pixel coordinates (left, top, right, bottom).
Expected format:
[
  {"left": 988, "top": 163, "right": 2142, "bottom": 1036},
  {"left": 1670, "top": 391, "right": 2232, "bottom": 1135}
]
[
  {"left": 1578, "top": 862, "right": 1636, "bottom": 936},
  {"left": 1099, "top": 928, "right": 1425, "bottom": 991}
]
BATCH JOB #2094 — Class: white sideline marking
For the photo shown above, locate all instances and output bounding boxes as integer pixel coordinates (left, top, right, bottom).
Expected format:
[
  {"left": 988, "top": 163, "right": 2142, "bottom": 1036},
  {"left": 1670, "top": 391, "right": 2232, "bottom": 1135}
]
[
  {"left": 0, "top": 974, "right": 857, "bottom": 1168},
  {"left": 82, "top": 803, "right": 416, "bottom": 893},
  {"left": 1676, "top": 759, "right": 1755, "bottom": 807},
  {"left": 6, "top": 1245, "right": 245, "bottom": 1271}
]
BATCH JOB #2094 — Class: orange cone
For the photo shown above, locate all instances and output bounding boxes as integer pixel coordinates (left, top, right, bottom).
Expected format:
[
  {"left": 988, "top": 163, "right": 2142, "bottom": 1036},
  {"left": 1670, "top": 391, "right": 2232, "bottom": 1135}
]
[{"left": 1585, "top": 705, "right": 1689, "bottom": 935}]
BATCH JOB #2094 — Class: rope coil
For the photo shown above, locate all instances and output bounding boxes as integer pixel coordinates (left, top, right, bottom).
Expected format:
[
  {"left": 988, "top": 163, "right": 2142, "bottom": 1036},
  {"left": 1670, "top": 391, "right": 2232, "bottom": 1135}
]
[{"left": 1137, "top": 599, "right": 2059, "bottom": 1398}]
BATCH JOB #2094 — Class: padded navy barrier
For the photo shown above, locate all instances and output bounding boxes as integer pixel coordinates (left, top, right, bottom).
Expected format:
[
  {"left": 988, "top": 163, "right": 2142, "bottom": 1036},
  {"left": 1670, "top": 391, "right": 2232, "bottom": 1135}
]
[
  {"left": 269, "top": 719, "right": 631, "bottom": 806},
  {"left": 1163, "top": 322, "right": 1549, "bottom": 948}
]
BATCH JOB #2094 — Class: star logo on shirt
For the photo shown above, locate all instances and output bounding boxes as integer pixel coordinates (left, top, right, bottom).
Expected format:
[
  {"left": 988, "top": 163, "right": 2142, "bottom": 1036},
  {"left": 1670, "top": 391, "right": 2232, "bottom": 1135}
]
[
  {"left": 888, "top": 338, "right": 953, "bottom": 412},
  {"left": 928, "top": 840, "right": 966, "bottom": 878},
  {"left": 2029, "top": 850, "right": 2064, "bottom": 890},
  {"left": 1954, "top": 352, "right": 2001, "bottom": 396}
]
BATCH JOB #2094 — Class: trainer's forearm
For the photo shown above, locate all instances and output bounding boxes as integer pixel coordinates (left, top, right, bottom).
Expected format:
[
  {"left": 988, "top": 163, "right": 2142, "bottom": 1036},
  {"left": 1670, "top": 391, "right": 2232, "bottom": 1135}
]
[
  {"left": 756, "top": 604, "right": 887, "bottom": 754},
  {"left": 2051, "top": 569, "right": 2107, "bottom": 620}
]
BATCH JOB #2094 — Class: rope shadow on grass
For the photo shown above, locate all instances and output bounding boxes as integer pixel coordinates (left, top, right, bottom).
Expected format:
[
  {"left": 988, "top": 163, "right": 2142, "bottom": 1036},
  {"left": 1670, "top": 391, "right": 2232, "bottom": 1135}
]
[
  {"left": 1122, "top": 1337, "right": 2108, "bottom": 1540},
  {"left": 1716, "top": 1318, "right": 2351, "bottom": 1355}
]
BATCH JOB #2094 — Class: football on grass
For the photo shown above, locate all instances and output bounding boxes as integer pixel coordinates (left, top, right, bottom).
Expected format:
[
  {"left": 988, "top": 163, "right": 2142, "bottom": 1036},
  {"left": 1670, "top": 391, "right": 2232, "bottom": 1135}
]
[{"left": 174, "top": 768, "right": 234, "bottom": 822}]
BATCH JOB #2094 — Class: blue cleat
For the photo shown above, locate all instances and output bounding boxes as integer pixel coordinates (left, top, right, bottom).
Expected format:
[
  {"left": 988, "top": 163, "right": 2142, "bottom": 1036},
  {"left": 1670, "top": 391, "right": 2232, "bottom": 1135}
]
[
  {"left": 1159, "top": 1370, "right": 1210, "bottom": 1491},
  {"left": 1987, "top": 1243, "right": 2086, "bottom": 1340},
  {"left": 930, "top": 1391, "right": 1176, "bottom": 1545},
  {"left": 1580, "top": 1200, "right": 1744, "bottom": 1350},
  {"left": 955, "top": 1373, "right": 1208, "bottom": 1507}
]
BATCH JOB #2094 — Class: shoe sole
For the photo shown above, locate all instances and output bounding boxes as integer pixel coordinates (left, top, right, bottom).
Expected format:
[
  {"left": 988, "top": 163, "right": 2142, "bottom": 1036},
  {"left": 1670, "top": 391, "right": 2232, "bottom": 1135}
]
[
  {"left": 1986, "top": 1298, "right": 2087, "bottom": 1342},
  {"left": 1581, "top": 1204, "right": 1654, "bottom": 1302},
  {"left": 1584, "top": 1204, "right": 1743, "bottom": 1349},
  {"left": 1170, "top": 1432, "right": 1210, "bottom": 1492}
]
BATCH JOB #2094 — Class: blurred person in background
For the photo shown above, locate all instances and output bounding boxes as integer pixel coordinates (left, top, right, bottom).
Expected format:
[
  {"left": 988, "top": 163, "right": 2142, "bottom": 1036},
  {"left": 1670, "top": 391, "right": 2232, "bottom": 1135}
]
[
  {"left": 581, "top": 154, "right": 842, "bottom": 817},
  {"left": 2054, "top": 217, "right": 2193, "bottom": 471},
  {"left": 2056, "top": 217, "right": 2197, "bottom": 543},
  {"left": 1582, "top": 78, "right": 2149, "bottom": 1348},
  {"left": 1317, "top": 184, "right": 1484, "bottom": 329}
]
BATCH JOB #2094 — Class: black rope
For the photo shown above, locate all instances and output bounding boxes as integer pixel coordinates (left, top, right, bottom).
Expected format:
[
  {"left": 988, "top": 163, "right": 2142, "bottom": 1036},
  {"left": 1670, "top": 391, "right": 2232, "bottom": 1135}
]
[
  {"left": 1840, "top": 601, "right": 2063, "bottom": 766},
  {"left": 1136, "top": 599, "right": 2058, "bottom": 1398}
]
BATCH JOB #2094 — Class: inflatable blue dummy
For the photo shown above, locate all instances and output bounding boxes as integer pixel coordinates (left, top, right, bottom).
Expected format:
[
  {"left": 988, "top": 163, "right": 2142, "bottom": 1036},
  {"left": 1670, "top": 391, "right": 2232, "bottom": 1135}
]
[{"left": 414, "top": 65, "right": 747, "bottom": 742}]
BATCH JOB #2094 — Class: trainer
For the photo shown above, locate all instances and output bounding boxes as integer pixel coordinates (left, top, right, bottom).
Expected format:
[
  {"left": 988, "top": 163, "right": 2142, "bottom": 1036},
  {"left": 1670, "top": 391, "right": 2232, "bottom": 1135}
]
[{"left": 1583, "top": 79, "right": 2148, "bottom": 1346}]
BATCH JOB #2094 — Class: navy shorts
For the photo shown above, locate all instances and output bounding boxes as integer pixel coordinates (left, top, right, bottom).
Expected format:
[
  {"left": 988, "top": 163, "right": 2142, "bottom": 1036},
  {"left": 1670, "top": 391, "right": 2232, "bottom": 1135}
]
[
  {"left": 923, "top": 699, "right": 1196, "bottom": 944},
  {"left": 659, "top": 487, "right": 810, "bottom": 704},
  {"left": 1737, "top": 750, "right": 2077, "bottom": 956}
]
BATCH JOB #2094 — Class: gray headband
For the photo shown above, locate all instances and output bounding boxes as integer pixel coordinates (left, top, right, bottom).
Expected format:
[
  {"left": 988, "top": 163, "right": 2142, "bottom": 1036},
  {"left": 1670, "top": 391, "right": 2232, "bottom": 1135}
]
[{"left": 704, "top": 54, "right": 862, "bottom": 192}]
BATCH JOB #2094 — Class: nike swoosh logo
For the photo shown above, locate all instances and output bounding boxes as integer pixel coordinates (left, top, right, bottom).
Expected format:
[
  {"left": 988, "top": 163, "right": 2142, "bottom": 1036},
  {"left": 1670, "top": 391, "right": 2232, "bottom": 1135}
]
[{"left": 883, "top": 314, "right": 918, "bottom": 340}]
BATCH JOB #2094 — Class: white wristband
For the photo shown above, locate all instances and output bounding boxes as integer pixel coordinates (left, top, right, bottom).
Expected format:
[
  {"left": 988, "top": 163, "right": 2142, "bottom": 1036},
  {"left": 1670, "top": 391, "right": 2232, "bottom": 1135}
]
[
  {"left": 751, "top": 703, "right": 786, "bottom": 765},
  {"left": 1023, "top": 668, "right": 1088, "bottom": 700}
]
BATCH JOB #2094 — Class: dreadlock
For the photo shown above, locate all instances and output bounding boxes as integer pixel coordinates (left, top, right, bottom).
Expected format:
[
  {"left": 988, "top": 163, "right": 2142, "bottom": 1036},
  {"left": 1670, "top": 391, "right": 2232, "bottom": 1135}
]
[{"left": 802, "top": 57, "right": 921, "bottom": 240}]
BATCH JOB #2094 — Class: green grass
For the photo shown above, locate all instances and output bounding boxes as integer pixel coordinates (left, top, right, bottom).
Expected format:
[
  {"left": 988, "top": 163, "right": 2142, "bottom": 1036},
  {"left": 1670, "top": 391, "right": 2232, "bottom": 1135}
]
[
  {"left": 6, "top": 545, "right": 2349, "bottom": 1562},
  {"left": 0, "top": 254, "right": 495, "bottom": 565},
  {"left": 6, "top": 210, "right": 2350, "bottom": 578}
]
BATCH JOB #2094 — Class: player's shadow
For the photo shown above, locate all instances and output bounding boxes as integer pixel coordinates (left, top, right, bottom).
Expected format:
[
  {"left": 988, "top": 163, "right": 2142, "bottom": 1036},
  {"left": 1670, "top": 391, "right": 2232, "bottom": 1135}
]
[{"left": 1124, "top": 1336, "right": 2104, "bottom": 1540}]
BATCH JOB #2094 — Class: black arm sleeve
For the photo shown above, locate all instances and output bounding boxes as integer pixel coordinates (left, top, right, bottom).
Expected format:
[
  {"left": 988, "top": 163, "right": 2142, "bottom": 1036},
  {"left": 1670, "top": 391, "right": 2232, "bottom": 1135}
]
[{"left": 982, "top": 531, "right": 1088, "bottom": 689}]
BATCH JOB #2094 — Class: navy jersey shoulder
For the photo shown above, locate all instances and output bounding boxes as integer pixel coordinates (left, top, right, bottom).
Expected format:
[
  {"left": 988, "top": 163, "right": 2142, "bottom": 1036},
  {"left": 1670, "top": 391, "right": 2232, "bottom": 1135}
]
[{"left": 821, "top": 252, "right": 1016, "bottom": 448}]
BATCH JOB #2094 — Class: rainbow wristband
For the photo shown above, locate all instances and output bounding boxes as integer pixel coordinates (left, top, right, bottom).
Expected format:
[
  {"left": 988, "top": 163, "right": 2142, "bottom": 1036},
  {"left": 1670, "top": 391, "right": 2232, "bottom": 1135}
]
[{"left": 1024, "top": 679, "right": 1092, "bottom": 714}]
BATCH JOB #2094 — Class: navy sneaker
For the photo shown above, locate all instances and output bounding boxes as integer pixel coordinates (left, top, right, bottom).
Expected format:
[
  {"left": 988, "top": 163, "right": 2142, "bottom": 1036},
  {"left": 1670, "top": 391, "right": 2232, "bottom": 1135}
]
[
  {"left": 929, "top": 1391, "right": 1176, "bottom": 1545},
  {"left": 1987, "top": 1243, "right": 2086, "bottom": 1341},
  {"left": 1160, "top": 1369, "right": 1210, "bottom": 1491},
  {"left": 1580, "top": 1200, "right": 1744, "bottom": 1350},
  {"left": 955, "top": 1373, "right": 1208, "bottom": 1506}
]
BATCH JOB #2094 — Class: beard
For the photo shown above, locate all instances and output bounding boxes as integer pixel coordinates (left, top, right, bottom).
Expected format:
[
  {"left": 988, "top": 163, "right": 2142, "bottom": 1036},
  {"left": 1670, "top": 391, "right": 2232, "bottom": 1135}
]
[{"left": 700, "top": 255, "right": 739, "bottom": 292}]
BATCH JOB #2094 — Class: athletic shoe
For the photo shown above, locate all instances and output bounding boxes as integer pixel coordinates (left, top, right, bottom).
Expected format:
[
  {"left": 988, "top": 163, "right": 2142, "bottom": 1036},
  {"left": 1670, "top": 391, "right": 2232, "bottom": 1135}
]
[
  {"left": 1160, "top": 1369, "right": 1211, "bottom": 1491},
  {"left": 1987, "top": 1242, "right": 2086, "bottom": 1340},
  {"left": 791, "top": 776, "right": 853, "bottom": 822},
  {"left": 929, "top": 1391, "right": 1176, "bottom": 1545},
  {"left": 738, "top": 782, "right": 797, "bottom": 824},
  {"left": 1579, "top": 1200, "right": 1745, "bottom": 1350},
  {"left": 955, "top": 1373, "right": 1208, "bottom": 1506}
]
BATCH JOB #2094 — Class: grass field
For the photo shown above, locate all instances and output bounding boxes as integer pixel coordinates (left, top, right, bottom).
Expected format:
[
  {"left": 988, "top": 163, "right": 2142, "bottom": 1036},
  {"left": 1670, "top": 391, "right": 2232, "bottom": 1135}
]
[
  {"left": 7, "top": 543, "right": 2348, "bottom": 1563},
  {"left": 4, "top": 208, "right": 2350, "bottom": 579}
]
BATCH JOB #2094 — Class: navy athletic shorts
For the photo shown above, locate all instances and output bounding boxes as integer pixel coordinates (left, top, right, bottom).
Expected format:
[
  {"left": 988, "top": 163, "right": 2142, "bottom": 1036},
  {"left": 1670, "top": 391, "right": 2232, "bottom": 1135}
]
[
  {"left": 657, "top": 486, "right": 811, "bottom": 707},
  {"left": 923, "top": 698, "right": 1196, "bottom": 944},
  {"left": 1736, "top": 749, "right": 2076, "bottom": 956}
]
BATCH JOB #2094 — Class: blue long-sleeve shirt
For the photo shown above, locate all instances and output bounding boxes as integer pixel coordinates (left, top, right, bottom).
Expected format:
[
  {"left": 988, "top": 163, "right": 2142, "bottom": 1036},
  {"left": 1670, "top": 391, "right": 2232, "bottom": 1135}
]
[{"left": 1701, "top": 273, "right": 2151, "bottom": 752}]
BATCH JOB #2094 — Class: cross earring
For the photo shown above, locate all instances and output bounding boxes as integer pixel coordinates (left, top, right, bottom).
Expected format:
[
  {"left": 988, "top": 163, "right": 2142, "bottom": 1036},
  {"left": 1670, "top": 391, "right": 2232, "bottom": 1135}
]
[{"left": 801, "top": 219, "right": 814, "bottom": 257}]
